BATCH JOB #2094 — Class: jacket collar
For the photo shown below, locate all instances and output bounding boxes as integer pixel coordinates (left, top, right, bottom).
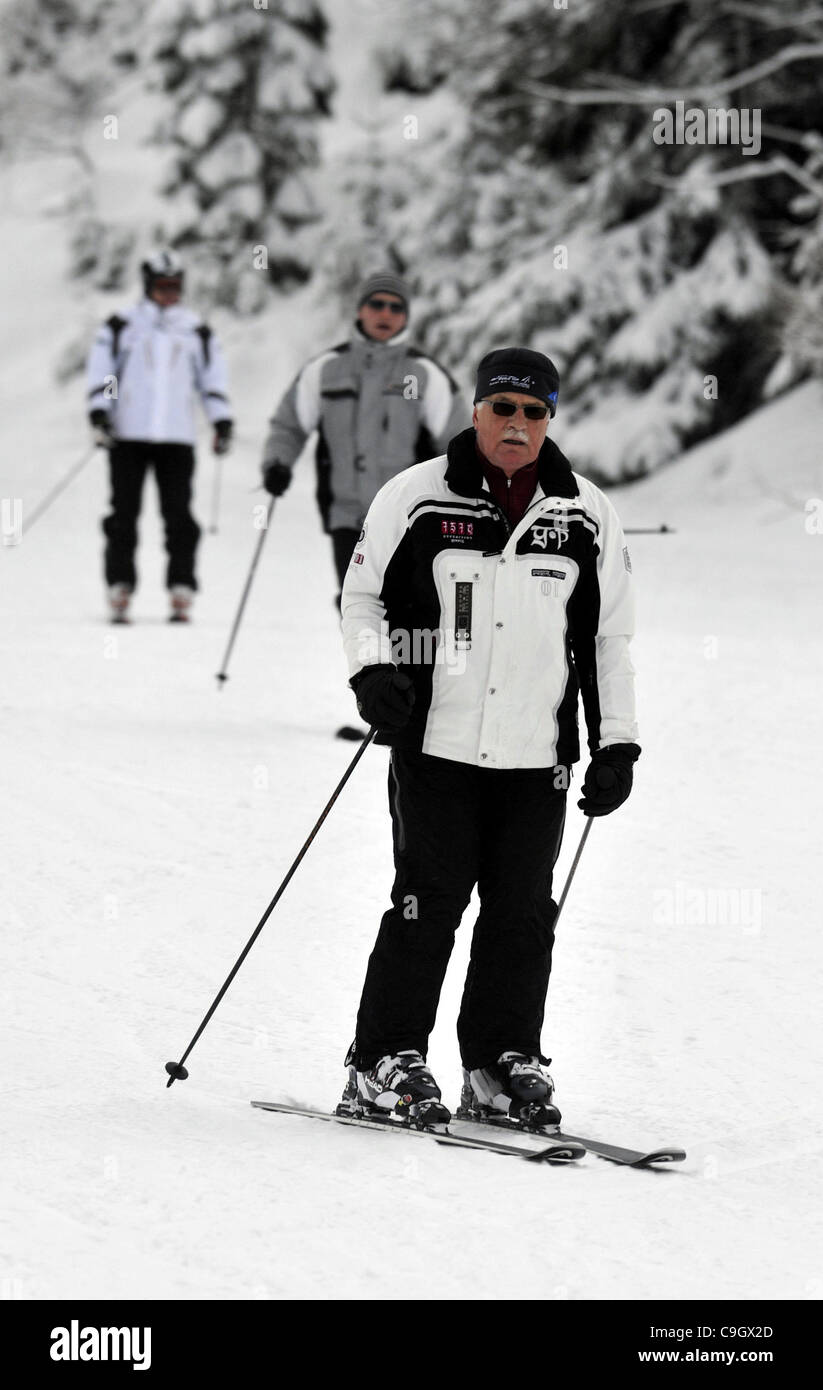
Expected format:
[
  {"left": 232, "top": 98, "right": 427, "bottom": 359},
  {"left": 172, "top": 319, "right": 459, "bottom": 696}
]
[
  {"left": 349, "top": 321, "right": 411, "bottom": 350},
  {"left": 138, "top": 297, "right": 186, "bottom": 328},
  {"left": 445, "top": 427, "right": 578, "bottom": 500}
]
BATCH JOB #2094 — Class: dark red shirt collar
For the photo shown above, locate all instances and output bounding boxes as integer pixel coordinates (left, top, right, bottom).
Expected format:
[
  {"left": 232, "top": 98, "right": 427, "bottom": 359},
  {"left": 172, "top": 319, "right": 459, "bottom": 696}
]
[{"left": 476, "top": 444, "right": 540, "bottom": 528}]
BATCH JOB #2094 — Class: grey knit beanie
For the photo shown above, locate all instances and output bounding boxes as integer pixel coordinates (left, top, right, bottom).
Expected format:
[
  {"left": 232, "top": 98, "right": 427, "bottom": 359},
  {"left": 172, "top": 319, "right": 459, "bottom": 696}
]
[{"left": 356, "top": 271, "right": 411, "bottom": 311}]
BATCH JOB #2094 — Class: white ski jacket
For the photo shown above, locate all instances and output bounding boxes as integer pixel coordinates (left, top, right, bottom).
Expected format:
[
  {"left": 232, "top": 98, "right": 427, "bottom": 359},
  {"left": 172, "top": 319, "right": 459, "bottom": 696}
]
[
  {"left": 86, "top": 299, "right": 232, "bottom": 446},
  {"left": 341, "top": 428, "right": 638, "bottom": 771}
]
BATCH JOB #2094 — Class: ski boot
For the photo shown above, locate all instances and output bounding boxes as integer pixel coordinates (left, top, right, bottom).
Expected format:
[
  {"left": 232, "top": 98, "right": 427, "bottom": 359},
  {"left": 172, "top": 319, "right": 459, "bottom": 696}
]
[
  {"left": 336, "top": 1049, "right": 450, "bottom": 1128},
  {"left": 169, "top": 585, "right": 194, "bottom": 623},
  {"left": 107, "top": 583, "right": 132, "bottom": 624},
  {"left": 458, "top": 1052, "right": 561, "bottom": 1132}
]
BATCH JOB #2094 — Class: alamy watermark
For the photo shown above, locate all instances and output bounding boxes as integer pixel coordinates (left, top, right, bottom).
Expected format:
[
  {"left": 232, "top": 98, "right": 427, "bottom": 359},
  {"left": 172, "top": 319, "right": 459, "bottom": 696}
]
[
  {"left": 50, "top": 1321, "right": 151, "bottom": 1370},
  {"left": 355, "top": 626, "right": 468, "bottom": 674},
  {"left": 653, "top": 101, "right": 761, "bottom": 156},
  {"left": 653, "top": 881, "right": 763, "bottom": 934}
]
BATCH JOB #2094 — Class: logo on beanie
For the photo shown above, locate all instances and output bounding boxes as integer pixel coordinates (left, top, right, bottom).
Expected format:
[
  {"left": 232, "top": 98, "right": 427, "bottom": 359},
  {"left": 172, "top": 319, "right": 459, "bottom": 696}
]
[{"left": 489, "top": 373, "right": 534, "bottom": 391}]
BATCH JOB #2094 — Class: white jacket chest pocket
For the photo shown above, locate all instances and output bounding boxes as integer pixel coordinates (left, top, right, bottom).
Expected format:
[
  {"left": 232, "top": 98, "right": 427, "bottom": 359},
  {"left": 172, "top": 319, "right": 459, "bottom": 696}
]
[{"left": 519, "top": 553, "right": 579, "bottom": 629}]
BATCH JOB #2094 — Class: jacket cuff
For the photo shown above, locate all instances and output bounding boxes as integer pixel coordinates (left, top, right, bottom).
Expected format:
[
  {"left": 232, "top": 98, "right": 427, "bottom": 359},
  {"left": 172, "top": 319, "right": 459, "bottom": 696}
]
[
  {"left": 349, "top": 662, "right": 396, "bottom": 693},
  {"left": 596, "top": 742, "right": 641, "bottom": 764}
]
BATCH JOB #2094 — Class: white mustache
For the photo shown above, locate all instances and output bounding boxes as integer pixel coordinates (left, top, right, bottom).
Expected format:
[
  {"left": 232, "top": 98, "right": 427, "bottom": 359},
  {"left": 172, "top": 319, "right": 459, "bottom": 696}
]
[{"left": 502, "top": 429, "right": 528, "bottom": 442}]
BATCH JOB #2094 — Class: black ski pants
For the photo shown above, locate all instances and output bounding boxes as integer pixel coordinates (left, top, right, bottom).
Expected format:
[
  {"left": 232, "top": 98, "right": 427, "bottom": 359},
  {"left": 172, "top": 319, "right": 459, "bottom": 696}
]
[
  {"left": 331, "top": 526, "right": 360, "bottom": 609},
  {"left": 353, "top": 749, "right": 567, "bottom": 1072},
  {"left": 103, "top": 441, "right": 201, "bottom": 590}
]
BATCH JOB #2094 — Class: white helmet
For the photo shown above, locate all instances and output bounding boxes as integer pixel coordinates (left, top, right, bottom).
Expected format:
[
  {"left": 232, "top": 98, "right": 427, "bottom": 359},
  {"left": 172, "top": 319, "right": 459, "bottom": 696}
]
[{"left": 141, "top": 249, "right": 184, "bottom": 297}]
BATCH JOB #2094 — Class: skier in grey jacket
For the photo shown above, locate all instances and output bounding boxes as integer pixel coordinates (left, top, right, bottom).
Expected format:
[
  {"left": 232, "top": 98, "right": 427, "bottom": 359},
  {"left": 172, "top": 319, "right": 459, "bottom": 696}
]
[{"left": 260, "top": 271, "right": 469, "bottom": 602}]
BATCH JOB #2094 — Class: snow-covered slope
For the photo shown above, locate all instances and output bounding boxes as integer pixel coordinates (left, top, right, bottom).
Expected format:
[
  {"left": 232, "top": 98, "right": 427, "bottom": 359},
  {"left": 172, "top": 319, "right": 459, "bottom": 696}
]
[{"left": 3, "top": 131, "right": 823, "bottom": 1299}]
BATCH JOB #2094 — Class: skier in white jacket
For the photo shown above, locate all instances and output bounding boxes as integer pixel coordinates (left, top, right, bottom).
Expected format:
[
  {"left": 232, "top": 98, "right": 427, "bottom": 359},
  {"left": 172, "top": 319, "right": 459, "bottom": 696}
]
[
  {"left": 337, "top": 346, "right": 641, "bottom": 1128},
  {"left": 86, "top": 251, "right": 233, "bottom": 623}
]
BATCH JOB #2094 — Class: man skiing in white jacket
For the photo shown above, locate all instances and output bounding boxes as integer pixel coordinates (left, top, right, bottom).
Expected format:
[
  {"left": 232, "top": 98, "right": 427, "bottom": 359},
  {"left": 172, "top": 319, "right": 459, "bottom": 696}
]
[
  {"left": 86, "top": 250, "right": 233, "bottom": 623},
  {"left": 338, "top": 347, "right": 640, "bottom": 1128}
]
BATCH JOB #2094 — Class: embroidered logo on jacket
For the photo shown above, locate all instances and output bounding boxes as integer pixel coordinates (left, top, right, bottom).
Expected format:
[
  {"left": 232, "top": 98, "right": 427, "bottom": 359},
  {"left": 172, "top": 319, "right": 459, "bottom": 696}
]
[{"left": 528, "top": 513, "right": 569, "bottom": 549}]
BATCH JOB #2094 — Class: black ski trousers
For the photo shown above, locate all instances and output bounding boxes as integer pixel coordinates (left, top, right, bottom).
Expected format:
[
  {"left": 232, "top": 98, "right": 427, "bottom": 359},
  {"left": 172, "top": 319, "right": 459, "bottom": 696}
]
[
  {"left": 331, "top": 526, "right": 360, "bottom": 608},
  {"left": 103, "top": 441, "right": 201, "bottom": 590},
  {"left": 353, "top": 749, "right": 567, "bottom": 1072}
]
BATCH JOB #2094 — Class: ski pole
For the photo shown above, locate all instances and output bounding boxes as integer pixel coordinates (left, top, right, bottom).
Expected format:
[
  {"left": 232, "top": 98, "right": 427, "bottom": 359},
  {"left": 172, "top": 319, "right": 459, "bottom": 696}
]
[
  {"left": 208, "top": 453, "right": 223, "bottom": 535},
  {"left": 215, "top": 495, "right": 275, "bottom": 686},
  {"left": 165, "top": 725, "right": 378, "bottom": 1086},
  {"left": 623, "top": 525, "right": 675, "bottom": 534},
  {"left": 553, "top": 816, "right": 594, "bottom": 930},
  {"left": 23, "top": 445, "right": 98, "bottom": 533}
]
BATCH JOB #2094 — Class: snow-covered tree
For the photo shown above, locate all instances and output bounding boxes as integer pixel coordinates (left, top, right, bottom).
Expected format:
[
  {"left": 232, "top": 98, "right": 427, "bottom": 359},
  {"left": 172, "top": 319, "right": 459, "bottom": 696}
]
[
  {"left": 1, "top": 0, "right": 333, "bottom": 312},
  {"left": 0, "top": 0, "right": 144, "bottom": 291},
  {"left": 149, "top": 0, "right": 333, "bottom": 311},
  {"left": 330, "top": 0, "right": 823, "bottom": 478},
  {"left": 0, "top": 0, "right": 120, "bottom": 180}
]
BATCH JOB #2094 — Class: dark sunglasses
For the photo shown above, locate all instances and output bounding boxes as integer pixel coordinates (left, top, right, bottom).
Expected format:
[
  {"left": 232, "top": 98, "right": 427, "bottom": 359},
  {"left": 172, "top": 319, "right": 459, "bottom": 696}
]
[
  {"left": 482, "top": 399, "right": 549, "bottom": 420},
  {"left": 153, "top": 278, "right": 182, "bottom": 291},
  {"left": 365, "top": 297, "right": 406, "bottom": 314}
]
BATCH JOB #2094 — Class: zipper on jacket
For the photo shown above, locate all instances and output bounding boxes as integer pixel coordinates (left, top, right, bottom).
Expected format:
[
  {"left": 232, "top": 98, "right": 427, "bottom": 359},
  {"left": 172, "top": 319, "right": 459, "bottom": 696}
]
[
  {"left": 493, "top": 500, "right": 511, "bottom": 542},
  {"left": 483, "top": 488, "right": 564, "bottom": 556},
  {"left": 479, "top": 498, "right": 511, "bottom": 556}
]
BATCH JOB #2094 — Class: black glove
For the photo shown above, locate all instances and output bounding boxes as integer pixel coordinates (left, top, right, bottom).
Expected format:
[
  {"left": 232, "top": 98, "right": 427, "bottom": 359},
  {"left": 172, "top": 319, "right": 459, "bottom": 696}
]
[
  {"left": 262, "top": 461, "right": 292, "bottom": 497},
  {"left": 89, "top": 409, "right": 114, "bottom": 449},
  {"left": 213, "top": 419, "right": 233, "bottom": 455},
  {"left": 350, "top": 664, "right": 415, "bottom": 731},
  {"left": 577, "top": 743, "right": 641, "bottom": 817}
]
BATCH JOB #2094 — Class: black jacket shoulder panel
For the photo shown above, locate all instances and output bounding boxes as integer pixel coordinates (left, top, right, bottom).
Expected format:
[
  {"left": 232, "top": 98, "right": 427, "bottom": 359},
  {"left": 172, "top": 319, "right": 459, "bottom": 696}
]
[
  {"left": 105, "top": 314, "right": 129, "bottom": 360},
  {"left": 195, "top": 323, "right": 212, "bottom": 366}
]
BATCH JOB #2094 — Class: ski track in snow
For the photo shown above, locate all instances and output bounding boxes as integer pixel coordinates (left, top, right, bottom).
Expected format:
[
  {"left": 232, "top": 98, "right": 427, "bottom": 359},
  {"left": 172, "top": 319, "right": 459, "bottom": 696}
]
[{"left": 2, "top": 156, "right": 823, "bottom": 1300}]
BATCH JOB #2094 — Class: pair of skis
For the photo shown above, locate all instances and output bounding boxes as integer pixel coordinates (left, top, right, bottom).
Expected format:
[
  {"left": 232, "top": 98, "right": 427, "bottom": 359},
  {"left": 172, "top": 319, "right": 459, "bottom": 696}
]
[{"left": 250, "top": 1101, "right": 686, "bottom": 1168}]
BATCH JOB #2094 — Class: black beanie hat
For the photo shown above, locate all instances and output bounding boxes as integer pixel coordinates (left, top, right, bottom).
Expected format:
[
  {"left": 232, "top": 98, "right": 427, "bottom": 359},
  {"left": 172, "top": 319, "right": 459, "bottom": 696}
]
[{"left": 474, "top": 347, "right": 560, "bottom": 416}]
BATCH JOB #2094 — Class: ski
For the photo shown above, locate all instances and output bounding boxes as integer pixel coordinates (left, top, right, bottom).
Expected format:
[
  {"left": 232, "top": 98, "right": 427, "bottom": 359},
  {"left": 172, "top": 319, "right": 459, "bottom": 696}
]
[
  {"left": 250, "top": 1101, "right": 585, "bottom": 1163},
  {"left": 555, "top": 1130, "right": 686, "bottom": 1168},
  {"left": 453, "top": 1110, "right": 685, "bottom": 1167}
]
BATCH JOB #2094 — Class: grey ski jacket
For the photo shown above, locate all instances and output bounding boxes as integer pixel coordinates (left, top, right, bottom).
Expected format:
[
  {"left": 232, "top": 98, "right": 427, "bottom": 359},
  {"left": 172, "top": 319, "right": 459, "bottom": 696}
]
[{"left": 261, "top": 327, "right": 470, "bottom": 531}]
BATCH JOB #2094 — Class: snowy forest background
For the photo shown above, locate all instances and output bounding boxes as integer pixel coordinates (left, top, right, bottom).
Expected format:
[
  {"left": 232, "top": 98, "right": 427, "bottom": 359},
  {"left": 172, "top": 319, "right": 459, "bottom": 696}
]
[{"left": 2, "top": 0, "right": 823, "bottom": 479}]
